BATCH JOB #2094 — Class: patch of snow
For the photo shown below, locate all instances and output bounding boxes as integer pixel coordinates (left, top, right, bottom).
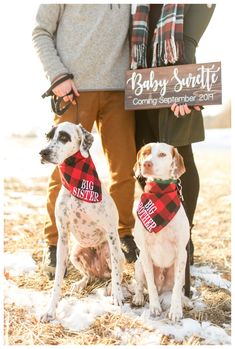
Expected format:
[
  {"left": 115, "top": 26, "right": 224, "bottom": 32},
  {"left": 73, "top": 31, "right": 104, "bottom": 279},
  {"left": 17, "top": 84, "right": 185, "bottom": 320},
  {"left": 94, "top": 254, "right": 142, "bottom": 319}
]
[
  {"left": 4, "top": 279, "right": 49, "bottom": 315},
  {"left": 4, "top": 251, "right": 37, "bottom": 276},
  {"left": 4, "top": 278, "right": 231, "bottom": 345},
  {"left": 56, "top": 293, "right": 115, "bottom": 331},
  {"left": 3, "top": 251, "right": 231, "bottom": 345},
  {"left": 201, "top": 321, "right": 231, "bottom": 345},
  {"left": 113, "top": 326, "right": 162, "bottom": 345},
  {"left": 191, "top": 265, "right": 231, "bottom": 290},
  {"left": 155, "top": 318, "right": 230, "bottom": 345}
]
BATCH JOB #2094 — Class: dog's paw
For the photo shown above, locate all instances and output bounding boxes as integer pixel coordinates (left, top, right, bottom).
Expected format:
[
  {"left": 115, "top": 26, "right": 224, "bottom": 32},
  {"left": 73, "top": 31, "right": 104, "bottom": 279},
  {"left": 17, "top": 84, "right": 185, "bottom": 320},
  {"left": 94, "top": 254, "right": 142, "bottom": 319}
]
[
  {"left": 168, "top": 303, "right": 183, "bottom": 322},
  {"left": 149, "top": 300, "right": 162, "bottom": 317},
  {"left": 40, "top": 311, "right": 56, "bottom": 323},
  {"left": 104, "top": 282, "right": 112, "bottom": 297},
  {"left": 132, "top": 292, "right": 145, "bottom": 307},
  {"left": 182, "top": 294, "right": 193, "bottom": 310},
  {"left": 112, "top": 290, "right": 124, "bottom": 307},
  {"left": 70, "top": 277, "right": 89, "bottom": 293}
]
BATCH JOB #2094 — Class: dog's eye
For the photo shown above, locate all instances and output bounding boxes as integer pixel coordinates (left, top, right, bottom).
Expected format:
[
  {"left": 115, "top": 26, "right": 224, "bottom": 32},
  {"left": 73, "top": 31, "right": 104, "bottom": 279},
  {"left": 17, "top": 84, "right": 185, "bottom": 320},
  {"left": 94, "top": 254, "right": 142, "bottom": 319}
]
[
  {"left": 58, "top": 131, "right": 71, "bottom": 143},
  {"left": 158, "top": 152, "right": 166, "bottom": 158},
  {"left": 59, "top": 135, "right": 69, "bottom": 143}
]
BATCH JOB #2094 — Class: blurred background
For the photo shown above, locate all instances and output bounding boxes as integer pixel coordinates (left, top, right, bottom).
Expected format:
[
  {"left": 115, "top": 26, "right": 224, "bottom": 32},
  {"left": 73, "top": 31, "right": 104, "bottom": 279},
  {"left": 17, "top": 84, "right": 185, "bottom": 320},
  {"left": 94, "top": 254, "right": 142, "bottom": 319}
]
[{"left": 1, "top": 1, "right": 232, "bottom": 137}]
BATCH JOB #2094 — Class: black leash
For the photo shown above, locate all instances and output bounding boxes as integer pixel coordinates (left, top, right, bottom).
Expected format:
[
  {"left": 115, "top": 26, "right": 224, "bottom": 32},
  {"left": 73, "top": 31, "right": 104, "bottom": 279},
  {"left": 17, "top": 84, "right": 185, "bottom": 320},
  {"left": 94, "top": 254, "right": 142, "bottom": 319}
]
[{"left": 41, "top": 73, "right": 76, "bottom": 115}]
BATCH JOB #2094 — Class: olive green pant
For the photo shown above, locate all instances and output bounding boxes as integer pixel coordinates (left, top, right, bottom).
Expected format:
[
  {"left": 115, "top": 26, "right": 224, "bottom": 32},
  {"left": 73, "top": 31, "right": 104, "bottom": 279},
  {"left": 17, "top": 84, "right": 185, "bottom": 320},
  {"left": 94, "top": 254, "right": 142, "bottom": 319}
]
[{"left": 44, "top": 91, "right": 136, "bottom": 245}]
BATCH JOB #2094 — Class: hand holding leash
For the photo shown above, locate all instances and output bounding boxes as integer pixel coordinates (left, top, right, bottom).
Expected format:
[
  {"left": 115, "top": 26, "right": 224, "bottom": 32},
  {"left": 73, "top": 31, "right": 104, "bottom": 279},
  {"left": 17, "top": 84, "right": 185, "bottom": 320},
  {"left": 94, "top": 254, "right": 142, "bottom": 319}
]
[
  {"left": 52, "top": 76, "right": 80, "bottom": 104},
  {"left": 41, "top": 73, "right": 80, "bottom": 115}
]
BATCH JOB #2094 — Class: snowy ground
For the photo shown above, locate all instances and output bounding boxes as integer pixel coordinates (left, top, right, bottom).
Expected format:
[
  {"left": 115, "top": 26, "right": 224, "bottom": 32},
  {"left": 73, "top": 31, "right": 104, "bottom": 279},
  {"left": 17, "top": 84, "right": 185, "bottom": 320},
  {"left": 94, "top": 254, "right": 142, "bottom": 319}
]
[
  {"left": 3, "top": 128, "right": 231, "bottom": 345},
  {"left": 3, "top": 251, "right": 231, "bottom": 345}
]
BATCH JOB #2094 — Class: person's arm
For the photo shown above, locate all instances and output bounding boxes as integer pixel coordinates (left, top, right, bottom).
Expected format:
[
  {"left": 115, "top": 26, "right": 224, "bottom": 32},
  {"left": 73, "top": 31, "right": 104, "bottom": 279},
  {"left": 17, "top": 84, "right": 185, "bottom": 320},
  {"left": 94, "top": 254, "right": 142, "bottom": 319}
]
[
  {"left": 32, "top": 4, "right": 79, "bottom": 102},
  {"left": 32, "top": 4, "right": 69, "bottom": 84}
]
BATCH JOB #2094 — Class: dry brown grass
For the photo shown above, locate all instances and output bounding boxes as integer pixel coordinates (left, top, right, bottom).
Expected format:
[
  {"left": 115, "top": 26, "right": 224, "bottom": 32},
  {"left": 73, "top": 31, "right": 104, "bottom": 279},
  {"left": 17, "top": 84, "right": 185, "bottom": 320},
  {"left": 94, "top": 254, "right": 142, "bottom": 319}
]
[
  {"left": 193, "top": 151, "right": 231, "bottom": 273},
  {"left": 3, "top": 147, "right": 231, "bottom": 345}
]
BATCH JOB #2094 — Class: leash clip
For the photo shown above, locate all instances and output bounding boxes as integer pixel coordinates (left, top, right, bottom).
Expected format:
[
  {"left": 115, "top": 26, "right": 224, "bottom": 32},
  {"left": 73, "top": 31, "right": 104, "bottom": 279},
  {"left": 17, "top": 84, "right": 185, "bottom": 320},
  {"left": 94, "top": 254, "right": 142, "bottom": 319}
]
[{"left": 177, "top": 178, "right": 184, "bottom": 202}]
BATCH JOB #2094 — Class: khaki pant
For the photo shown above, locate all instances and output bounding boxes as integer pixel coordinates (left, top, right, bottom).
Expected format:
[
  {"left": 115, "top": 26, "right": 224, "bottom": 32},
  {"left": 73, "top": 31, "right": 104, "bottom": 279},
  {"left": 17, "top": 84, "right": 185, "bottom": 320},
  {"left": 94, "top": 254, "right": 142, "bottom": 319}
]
[{"left": 44, "top": 91, "right": 136, "bottom": 245}]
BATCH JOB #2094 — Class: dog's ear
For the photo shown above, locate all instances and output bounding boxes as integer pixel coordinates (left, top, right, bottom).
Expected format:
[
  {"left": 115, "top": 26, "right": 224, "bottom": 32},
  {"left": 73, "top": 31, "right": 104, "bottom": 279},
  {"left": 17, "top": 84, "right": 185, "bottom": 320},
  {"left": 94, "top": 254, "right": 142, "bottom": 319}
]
[
  {"left": 134, "top": 149, "right": 142, "bottom": 178},
  {"left": 171, "top": 148, "right": 186, "bottom": 178},
  {"left": 45, "top": 125, "right": 57, "bottom": 141},
  {"left": 134, "top": 161, "right": 141, "bottom": 177},
  {"left": 77, "top": 124, "right": 94, "bottom": 158}
]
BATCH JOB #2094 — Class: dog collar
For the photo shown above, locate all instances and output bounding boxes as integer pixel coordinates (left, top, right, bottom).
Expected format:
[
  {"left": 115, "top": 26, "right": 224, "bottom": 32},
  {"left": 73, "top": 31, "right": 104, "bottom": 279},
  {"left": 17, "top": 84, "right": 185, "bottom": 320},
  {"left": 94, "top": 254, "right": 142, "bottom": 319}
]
[
  {"left": 137, "top": 181, "right": 180, "bottom": 233},
  {"left": 59, "top": 151, "right": 102, "bottom": 203},
  {"left": 148, "top": 178, "right": 178, "bottom": 185}
]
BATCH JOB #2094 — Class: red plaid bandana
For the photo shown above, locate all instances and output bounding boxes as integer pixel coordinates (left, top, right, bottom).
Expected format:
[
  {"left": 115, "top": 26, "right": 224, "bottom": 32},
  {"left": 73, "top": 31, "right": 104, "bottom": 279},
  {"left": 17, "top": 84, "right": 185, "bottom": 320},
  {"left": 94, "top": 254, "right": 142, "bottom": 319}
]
[
  {"left": 137, "top": 180, "right": 180, "bottom": 233},
  {"left": 59, "top": 151, "right": 102, "bottom": 203}
]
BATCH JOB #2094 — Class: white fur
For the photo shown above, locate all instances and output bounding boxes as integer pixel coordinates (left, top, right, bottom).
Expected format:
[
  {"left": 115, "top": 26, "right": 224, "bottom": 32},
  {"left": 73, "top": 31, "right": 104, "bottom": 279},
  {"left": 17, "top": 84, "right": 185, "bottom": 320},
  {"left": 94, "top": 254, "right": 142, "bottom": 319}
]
[
  {"left": 40, "top": 122, "right": 124, "bottom": 322},
  {"left": 133, "top": 143, "right": 190, "bottom": 321}
]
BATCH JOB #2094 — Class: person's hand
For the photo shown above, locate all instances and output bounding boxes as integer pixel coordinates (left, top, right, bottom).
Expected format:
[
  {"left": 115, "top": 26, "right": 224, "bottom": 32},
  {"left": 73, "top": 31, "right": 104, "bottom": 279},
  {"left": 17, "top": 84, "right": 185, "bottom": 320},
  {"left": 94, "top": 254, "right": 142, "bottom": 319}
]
[
  {"left": 52, "top": 77, "right": 80, "bottom": 104},
  {"left": 171, "top": 103, "right": 201, "bottom": 117}
]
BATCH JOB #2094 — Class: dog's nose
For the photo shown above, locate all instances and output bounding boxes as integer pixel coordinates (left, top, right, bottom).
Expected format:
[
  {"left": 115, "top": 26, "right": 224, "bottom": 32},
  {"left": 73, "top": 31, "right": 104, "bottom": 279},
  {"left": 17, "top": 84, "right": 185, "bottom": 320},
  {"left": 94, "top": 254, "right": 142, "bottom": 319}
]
[
  {"left": 143, "top": 161, "right": 153, "bottom": 169},
  {"left": 39, "top": 148, "right": 51, "bottom": 157}
]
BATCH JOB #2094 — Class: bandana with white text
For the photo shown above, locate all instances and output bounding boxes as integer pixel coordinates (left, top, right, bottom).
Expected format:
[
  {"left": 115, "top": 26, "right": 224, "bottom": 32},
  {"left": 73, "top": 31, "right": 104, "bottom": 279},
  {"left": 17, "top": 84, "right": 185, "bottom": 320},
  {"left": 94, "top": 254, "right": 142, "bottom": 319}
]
[
  {"left": 59, "top": 151, "right": 102, "bottom": 203},
  {"left": 137, "top": 180, "right": 180, "bottom": 233}
]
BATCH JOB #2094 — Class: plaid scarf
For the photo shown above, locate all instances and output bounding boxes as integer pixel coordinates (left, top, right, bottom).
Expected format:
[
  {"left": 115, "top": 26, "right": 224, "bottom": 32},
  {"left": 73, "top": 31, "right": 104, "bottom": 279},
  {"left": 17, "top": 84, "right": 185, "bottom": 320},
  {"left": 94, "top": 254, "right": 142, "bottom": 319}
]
[
  {"left": 59, "top": 151, "right": 102, "bottom": 203},
  {"left": 131, "top": 4, "right": 184, "bottom": 69},
  {"left": 137, "top": 180, "right": 181, "bottom": 233}
]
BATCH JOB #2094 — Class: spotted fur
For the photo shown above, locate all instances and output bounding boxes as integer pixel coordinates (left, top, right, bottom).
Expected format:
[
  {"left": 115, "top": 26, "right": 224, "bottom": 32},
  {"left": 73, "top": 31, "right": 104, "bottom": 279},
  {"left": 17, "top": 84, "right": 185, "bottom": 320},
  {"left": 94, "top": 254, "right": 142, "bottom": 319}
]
[{"left": 40, "top": 122, "right": 124, "bottom": 323}]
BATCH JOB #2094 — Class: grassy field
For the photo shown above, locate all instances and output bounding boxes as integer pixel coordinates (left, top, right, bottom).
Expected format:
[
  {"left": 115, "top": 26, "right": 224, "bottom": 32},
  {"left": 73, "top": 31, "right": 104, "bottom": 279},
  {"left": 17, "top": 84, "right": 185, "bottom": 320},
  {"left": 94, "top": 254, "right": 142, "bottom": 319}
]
[{"left": 3, "top": 136, "right": 231, "bottom": 345}]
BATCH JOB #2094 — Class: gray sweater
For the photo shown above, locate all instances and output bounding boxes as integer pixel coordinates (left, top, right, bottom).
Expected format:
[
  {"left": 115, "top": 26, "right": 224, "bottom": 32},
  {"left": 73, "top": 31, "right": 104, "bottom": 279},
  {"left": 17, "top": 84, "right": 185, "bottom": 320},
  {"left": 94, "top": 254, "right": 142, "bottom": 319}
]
[{"left": 32, "top": 4, "right": 131, "bottom": 91}]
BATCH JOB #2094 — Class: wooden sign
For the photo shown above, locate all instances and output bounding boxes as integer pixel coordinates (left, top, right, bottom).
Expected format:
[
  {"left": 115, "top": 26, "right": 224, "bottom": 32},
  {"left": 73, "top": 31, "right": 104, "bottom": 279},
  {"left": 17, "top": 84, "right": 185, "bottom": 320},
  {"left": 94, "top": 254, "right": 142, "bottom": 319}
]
[{"left": 125, "top": 62, "right": 222, "bottom": 110}]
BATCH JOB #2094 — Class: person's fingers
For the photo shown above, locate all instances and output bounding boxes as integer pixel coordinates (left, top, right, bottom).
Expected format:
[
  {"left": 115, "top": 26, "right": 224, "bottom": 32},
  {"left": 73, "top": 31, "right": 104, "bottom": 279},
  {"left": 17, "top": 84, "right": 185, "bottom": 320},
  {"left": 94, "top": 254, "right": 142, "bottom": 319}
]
[
  {"left": 63, "top": 95, "right": 70, "bottom": 102},
  {"left": 52, "top": 79, "right": 74, "bottom": 97},
  {"left": 53, "top": 87, "right": 70, "bottom": 97},
  {"left": 171, "top": 103, "right": 177, "bottom": 112},
  {"left": 179, "top": 104, "right": 185, "bottom": 116},
  {"left": 52, "top": 87, "right": 62, "bottom": 97},
  {"left": 68, "top": 94, "right": 74, "bottom": 102},
  {"left": 174, "top": 105, "right": 180, "bottom": 117},
  {"left": 172, "top": 103, "right": 201, "bottom": 117},
  {"left": 71, "top": 81, "right": 80, "bottom": 97},
  {"left": 184, "top": 104, "right": 192, "bottom": 114}
]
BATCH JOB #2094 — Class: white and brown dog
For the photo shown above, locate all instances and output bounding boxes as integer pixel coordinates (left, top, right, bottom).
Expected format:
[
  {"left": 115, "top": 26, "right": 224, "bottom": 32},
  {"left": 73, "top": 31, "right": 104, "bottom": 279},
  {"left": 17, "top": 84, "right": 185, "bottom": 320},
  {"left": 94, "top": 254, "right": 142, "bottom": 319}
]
[
  {"left": 132, "top": 142, "right": 190, "bottom": 321},
  {"left": 39, "top": 122, "right": 124, "bottom": 322}
]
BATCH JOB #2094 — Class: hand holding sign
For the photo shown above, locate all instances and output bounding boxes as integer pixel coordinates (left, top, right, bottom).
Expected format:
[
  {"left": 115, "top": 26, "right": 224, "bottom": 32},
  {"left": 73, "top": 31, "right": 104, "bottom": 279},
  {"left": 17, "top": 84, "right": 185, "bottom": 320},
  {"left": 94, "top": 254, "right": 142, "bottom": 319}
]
[{"left": 171, "top": 103, "right": 201, "bottom": 117}]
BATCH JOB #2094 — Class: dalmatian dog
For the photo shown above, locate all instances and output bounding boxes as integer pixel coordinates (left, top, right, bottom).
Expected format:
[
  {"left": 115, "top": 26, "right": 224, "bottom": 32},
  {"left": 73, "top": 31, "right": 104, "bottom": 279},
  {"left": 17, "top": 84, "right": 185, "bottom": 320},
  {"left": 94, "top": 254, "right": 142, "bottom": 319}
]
[
  {"left": 39, "top": 121, "right": 124, "bottom": 322},
  {"left": 132, "top": 142, "right": 190, "bottom": 321}
]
